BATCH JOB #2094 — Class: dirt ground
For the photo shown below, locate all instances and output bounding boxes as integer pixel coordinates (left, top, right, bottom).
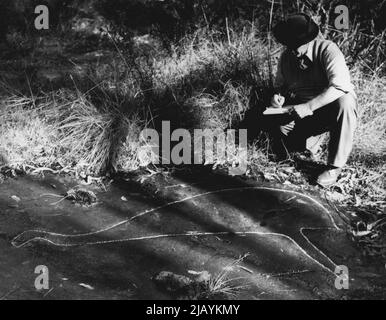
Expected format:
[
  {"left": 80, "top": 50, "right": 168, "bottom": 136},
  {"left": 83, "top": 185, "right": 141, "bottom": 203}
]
[{"left": 0, "top": 169, "right": 385, "bottom": 300}]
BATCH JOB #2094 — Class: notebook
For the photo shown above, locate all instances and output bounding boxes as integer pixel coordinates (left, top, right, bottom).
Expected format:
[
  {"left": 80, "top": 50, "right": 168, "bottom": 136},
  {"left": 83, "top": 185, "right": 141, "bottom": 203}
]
[{"left": 263, "top": 106, "right": 292, "bottom": 115}]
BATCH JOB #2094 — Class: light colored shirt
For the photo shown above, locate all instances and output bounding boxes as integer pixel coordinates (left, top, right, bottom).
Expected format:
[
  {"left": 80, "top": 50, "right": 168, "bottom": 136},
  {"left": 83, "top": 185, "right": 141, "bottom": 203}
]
[{"left": 275, "top": 38, "right": 356, "bottom": 102}]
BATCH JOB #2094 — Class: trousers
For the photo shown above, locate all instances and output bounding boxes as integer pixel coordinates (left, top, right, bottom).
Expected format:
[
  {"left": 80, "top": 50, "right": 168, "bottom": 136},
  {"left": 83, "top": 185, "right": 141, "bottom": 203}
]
[{"left": 267, "top": 93, "right": 357, "bottom": 168}]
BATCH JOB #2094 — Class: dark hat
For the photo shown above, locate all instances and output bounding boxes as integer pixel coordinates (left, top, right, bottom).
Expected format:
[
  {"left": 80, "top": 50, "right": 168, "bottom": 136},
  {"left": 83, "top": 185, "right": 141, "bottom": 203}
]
[{"left": 273, "top": 13, "right": 319, "bottom": 49}]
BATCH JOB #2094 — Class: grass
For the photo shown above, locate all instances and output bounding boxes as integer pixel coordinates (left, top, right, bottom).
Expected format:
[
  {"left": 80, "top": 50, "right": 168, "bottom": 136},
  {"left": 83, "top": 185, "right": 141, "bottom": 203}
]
[
  {"left": 191, "top": 254, "right": 251, "bottom": 299},
  {"left": 0, "top": 88, "right": 145, "bottom": 175},
  {"left": 1, "top": 23, "right": 271, "bottom": 174},
  {"left": 204, "top": 254, "right": 250, "bottom": 299}
]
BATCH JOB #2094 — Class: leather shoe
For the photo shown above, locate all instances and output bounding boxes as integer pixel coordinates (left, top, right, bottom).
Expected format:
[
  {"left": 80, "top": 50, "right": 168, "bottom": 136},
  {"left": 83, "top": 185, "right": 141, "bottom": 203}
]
[{"left": 316, "top": 167, "right": 342, "bottom": 187}]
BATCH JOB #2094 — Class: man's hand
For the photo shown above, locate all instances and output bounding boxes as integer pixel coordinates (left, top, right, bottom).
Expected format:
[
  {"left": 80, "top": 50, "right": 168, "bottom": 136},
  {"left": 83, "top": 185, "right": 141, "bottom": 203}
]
[
  {"left": 271, "top": 94, "right": 285, "bottom": 108},
  {"left": 291, "top": 103, "right": 313, "bottom": 119}
]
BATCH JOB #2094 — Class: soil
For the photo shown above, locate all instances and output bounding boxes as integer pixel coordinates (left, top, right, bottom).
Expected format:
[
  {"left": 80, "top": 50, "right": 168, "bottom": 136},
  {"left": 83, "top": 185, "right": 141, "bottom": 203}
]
[{"left": 0, "top": 169, "right": 385, "bottom": 300}]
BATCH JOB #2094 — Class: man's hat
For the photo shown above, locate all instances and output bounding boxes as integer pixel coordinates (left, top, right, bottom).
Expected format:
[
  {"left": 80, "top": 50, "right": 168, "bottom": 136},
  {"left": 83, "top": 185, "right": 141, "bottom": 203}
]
[{"left": 273, "top": 13, "right": 319, "bottom": 49}]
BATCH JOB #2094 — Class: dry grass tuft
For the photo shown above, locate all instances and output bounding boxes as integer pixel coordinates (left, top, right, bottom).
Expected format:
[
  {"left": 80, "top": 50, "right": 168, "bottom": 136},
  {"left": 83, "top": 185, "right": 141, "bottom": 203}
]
[
  {"left": 201, "top": 254, "right": 251, "bottom": 299},
  {"left": 0, "top": 88, "right": 145, "bottom": 175}
]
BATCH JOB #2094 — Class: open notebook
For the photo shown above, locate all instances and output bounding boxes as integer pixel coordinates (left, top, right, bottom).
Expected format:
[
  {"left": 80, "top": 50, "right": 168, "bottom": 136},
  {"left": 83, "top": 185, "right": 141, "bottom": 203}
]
[{"left": 263, "top": 106, "right": 292, "bottom": 115}]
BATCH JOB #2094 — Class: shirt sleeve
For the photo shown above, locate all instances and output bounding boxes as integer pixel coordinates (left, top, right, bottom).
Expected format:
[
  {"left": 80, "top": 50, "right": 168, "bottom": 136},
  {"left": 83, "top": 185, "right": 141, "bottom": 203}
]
[{"left": 322, "top": 42, "right": 353, "bottom": 94}]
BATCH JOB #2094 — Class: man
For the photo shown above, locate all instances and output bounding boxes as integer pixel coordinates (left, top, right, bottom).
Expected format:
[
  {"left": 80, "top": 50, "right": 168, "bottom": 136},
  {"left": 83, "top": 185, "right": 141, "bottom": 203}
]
[{"left": 269, "top": 13, "right": 357, "bottom": 187}]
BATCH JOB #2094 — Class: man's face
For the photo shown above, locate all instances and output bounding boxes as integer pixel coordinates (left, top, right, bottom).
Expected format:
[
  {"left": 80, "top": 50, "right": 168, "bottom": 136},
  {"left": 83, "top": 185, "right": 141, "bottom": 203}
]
[
  {"left": 289, "top": 42, "right": 312, "bottom": 70},
  {"left": 290, "top": 42, "right": 309, "bottom": 58}
]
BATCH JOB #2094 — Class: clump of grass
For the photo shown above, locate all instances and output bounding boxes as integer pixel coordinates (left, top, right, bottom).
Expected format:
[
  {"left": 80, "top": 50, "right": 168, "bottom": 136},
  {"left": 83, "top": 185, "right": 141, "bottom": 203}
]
[
  {"left": 198, "top": 254, "right": 250, "bottom": 299},
  {"left": 0, "top": 87, "right": 145, "bottom": 175},
  {"left": 0, "top": 94, "right": 57, "bottom": 168},
  {"left": 352, "top": 71, "right": 386, "bottom": 154}
]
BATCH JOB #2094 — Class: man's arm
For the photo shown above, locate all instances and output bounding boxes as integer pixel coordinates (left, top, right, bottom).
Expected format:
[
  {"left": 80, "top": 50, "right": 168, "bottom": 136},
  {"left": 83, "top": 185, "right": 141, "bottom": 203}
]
[
  {"left": 301, "top": 86, "right": 345, "bottom": 113},
  {"left": 293, "top": 41, "right": 354, "bottom": 118}
]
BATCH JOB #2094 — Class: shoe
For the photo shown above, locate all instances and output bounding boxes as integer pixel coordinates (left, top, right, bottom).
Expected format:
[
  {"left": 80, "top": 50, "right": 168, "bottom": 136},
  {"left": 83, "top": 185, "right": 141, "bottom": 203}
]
[{"left": 316, "top": 167, "right": 342, "bottom": 187}]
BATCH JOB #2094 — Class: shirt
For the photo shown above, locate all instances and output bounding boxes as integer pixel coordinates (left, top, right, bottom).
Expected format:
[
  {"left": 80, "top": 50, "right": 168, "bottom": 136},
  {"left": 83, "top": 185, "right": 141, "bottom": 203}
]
[{"left": 274, "top": 38, "right": 356, "bottom": 102}]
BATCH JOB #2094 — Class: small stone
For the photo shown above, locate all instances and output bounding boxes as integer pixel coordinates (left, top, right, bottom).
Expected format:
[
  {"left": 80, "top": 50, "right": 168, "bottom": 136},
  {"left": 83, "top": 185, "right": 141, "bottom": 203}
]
[
  {"left": 11, "top": 195, "right": 21, "bottom": 202},
  {"left": 79, "top": 283, "right": 94, "bottom": 290},
  {"left": 194, "top": 271, "right": 211, "bottom": 283},
  {"left": 153, "top": 271, "right": 193, "bottom": 292}
]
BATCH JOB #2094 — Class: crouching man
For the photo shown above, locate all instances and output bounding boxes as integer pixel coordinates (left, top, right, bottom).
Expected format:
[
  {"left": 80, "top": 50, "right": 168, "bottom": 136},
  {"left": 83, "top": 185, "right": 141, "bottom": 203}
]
[{"left": 268, "top": 13, "right": 357, "bottom": 187}]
